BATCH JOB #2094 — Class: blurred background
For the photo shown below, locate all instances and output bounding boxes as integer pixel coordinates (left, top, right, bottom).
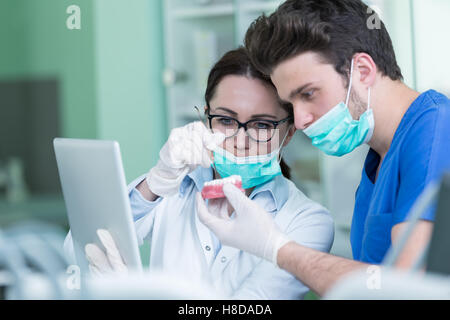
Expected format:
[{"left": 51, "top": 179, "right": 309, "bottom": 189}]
[{"left": 0, "top": 0, "right": 449, "bottom": 264}]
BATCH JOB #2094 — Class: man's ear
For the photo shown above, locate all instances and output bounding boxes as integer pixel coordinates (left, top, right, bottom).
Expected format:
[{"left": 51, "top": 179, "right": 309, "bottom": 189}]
[{"left": 353, "top": 53, "right": 377, "bottom": 88}]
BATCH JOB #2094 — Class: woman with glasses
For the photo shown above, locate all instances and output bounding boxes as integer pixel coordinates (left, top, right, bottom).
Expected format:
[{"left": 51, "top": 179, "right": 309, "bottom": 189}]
[{"left": 65, "top": 48, "right": 334, "bottom": 299}]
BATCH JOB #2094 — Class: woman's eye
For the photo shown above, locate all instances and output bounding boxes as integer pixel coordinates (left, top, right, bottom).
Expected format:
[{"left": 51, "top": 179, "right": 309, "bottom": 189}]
[
  {"left": 254, "top": 122, "right": 272, "bottom": 129},
  {"left": 218, "top": 118, "right": 234, "bottom": 125}
]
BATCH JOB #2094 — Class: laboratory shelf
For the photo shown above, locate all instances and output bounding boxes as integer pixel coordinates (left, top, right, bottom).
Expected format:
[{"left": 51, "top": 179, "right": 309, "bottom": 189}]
[
  {"left": 172, "top": 3, "right": 234, "bottom": 19},
  {"left": 172, "top": 1, "right": 281, "bottom": 19},
  {"left": 239, "top": 1, "right": 281, "bottom": 13}
]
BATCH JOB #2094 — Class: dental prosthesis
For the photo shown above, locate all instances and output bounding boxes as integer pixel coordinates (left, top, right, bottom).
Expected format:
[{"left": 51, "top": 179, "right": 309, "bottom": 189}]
[{"left": 201, "top": 175, "right": 244, "bottom": 199}]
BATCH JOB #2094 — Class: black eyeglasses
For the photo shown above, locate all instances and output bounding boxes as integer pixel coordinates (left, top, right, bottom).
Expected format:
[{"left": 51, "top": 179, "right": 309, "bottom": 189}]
[{"left": 206, "top": 112, "right": 293, "bottom": 143}]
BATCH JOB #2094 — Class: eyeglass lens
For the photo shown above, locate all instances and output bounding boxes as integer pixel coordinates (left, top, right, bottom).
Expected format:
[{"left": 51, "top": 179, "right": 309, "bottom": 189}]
[{"left": 210, "top": 117, "right": 276, "bottom": 142}]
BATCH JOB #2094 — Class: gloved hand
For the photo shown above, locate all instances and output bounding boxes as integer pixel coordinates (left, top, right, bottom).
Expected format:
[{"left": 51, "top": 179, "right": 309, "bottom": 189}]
[
  {"left": 146, "top": 121, "right": 225, "bottom": 197},
  {"left": 196, "top": 183, "right": 292, "bottom": 266},
  {"left": 84, "top": 229, "right": 128, "bottom": 276}
]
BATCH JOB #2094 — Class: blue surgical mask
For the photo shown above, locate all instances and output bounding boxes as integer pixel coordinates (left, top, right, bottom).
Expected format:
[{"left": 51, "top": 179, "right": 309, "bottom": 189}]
[
  {"left": 212, "top": 130, "right": 290, "bottom": 189},
  {"left": 303, "top": 59, "right": 375, "bottom": 157}
]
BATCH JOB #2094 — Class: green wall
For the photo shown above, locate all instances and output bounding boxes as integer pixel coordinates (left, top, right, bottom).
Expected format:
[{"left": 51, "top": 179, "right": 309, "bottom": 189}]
[
  {"left": 0, "top": 0, "right": 167, "bottom": 183},
  {"left": 0, "top": 0, "right": 97, "bottom": 139},
  {"left": 383, "top": 0, "right": 416, "bottom": 89},
  {"left": 94, "top": 0, "right": 167, "bottom": 181}
]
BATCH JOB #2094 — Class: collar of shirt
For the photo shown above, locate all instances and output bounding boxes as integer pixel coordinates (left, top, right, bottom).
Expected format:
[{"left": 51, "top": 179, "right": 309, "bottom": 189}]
[{"left": 179, "top": 167, "right": 289, "bottom": 213}]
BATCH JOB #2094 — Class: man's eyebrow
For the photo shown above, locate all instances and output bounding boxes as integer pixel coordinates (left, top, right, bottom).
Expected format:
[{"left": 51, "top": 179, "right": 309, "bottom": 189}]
[{"left": 289, "top": 83, "right": 314, "bottom": 100}]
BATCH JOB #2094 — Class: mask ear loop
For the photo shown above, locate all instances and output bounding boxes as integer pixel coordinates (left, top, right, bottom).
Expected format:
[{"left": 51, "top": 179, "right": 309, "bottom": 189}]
[
  {"left": 345, "top": 60, "right": 372, "bottom": 116},
  {"left": 345, "top": 59, "right": 355, "bottom": 107},
  {"left": 276, "top": 126, "right": 293, "bottom": 164},
  {"left": 194, "top": 106, "right": 205, "bottom": 123}
]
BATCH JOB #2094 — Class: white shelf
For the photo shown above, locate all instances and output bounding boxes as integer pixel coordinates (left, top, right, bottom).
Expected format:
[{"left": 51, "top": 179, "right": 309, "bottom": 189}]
[
  {"left": 165, "top": 0, "right": 285, "bottom": 131},
  {"left": 172, "top": 3, "right": 234, "bottom": 19},
  {"left": 240, "top": 1, "right": 281, "bottom": 13},
  {"left": 171, "top": 1, "right": 281, "bottom": 20}
]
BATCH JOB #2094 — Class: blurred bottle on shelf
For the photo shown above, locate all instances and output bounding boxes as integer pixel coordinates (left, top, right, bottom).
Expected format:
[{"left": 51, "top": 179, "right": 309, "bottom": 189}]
[{"left": 0, "top": 157, "right": 29, "bottom": 204}]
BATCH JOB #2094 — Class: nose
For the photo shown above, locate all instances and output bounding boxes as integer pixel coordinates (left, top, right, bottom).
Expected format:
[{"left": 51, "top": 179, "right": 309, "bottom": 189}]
[
  {"left": 293, "top": 104, "right": 315, "bottom": 130},
  {"left": 233, "top": 127, "right": 249, "bottom": 155}
]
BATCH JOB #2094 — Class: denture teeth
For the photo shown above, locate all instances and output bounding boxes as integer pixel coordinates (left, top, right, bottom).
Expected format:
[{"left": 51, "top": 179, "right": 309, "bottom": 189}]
[{"left": 203, "top": 175, "right": 242, "bottom": 188}]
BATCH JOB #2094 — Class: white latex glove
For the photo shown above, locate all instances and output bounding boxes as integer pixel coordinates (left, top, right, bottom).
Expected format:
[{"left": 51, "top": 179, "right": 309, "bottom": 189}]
[
  {"left": 146, "top": 121, "right": 225, "bottom": 197},
  {"left": 84, "top": 229, "right": 128, "bottom": 276},
  {"left": 196, "top": 183, "right": 292, "bottom": 266}
]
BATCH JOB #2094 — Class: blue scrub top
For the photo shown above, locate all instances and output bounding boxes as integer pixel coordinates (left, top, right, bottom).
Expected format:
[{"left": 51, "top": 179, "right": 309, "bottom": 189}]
[{"left": 351, "top": 90, "right": 450, "bottom": 263}]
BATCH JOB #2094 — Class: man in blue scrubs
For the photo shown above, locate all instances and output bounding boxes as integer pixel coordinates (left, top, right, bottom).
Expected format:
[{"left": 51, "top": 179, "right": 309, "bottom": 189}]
[{"left": 196, "top": 0, "right": 450, "bottom": 296}]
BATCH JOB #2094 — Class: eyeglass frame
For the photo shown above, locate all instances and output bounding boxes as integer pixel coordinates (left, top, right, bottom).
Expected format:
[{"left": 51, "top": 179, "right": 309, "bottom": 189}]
[{"left": 206, "top": 110, "right": 293, "bottom": 143}]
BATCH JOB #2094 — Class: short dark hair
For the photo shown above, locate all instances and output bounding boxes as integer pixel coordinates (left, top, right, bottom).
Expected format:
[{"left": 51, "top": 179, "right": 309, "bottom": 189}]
[
  {"left": 204, "top": 47, "right": 293, "bottom": 179},
  {"left": 245, "top": 0, "right": 403, "bottom": 82}
]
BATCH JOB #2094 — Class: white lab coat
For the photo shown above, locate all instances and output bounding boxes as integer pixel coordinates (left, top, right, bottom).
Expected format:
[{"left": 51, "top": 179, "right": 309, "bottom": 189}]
[{"left": 64, "top": 167, "right": 334, "bottom": 299}]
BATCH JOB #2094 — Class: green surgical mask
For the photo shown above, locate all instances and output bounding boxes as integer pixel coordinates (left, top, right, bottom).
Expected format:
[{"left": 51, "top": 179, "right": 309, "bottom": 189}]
[
  {"left": 303, "top": 59, "right": 374, "bottom": 157},
  {"left": 212, "top": 130, "right": 290, "bottom": 189}
]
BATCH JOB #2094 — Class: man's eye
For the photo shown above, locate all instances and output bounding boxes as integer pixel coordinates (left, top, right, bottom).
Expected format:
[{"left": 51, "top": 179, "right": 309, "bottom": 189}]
[{"left": 302, "top": 90, "right": 315, "bottom": 100}]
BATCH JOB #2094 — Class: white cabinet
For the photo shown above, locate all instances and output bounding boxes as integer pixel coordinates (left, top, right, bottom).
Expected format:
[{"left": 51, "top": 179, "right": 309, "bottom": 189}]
[
  {"left": 163, "top": 0, "right": 283, "bottom": 128},
  {"left": 412, "top": 0, "right": 450, "bottom": 96}
]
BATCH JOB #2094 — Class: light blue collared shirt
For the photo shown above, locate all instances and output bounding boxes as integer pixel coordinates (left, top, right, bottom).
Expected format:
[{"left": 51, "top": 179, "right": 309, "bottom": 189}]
[
  {"left": 131, "top": 167, "right": 288, "bottom": 258},
  {"left": 126, "top": 167, "right": 334, "bottom": 299}
]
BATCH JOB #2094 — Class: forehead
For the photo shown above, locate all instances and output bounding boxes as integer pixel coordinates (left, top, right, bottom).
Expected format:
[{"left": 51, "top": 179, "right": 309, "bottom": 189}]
[
  {"left": 210, "top": 75, "right": 284, "bottom": 116},
  {"left": 271, "top": 52, "right": 339, "bottom": 100}
]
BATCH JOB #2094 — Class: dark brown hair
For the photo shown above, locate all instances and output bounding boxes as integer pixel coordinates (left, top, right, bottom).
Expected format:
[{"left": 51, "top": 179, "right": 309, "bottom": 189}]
[
  {"left": 205, "top": 47, "right": 293, "bottom": 179},
  {"left": 245, "top": 0, "right": 403, "bottom": 83}
]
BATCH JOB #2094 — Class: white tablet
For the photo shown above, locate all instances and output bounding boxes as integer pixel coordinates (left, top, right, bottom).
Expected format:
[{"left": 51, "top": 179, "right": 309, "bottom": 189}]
[{"left": 54, "top": 138, "right": 142, "bottom": 274}]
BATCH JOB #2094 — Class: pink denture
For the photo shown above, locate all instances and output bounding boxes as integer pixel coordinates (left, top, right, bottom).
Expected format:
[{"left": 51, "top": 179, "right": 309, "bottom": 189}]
[{"left": 201, "top": 175, "right": 244, "bottom": 199}]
